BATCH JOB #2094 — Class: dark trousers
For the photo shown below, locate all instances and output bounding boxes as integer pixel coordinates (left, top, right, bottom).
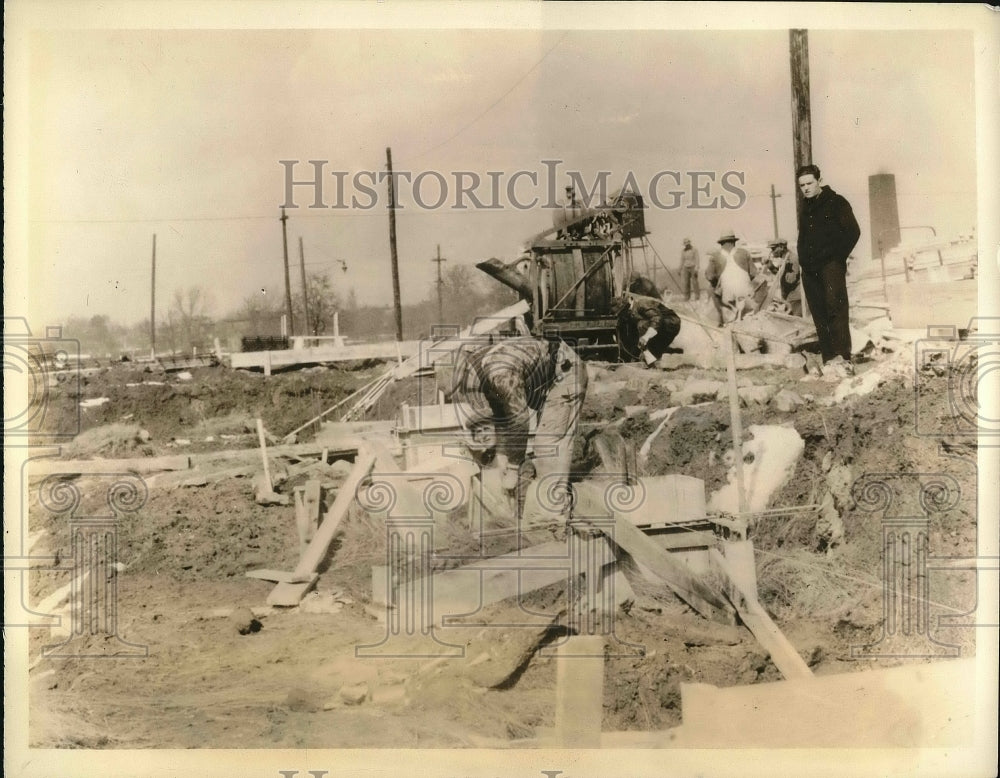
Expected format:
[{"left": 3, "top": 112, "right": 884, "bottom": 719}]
[{"left": 801, "top": 259, "right": 852, "bottom": 362}]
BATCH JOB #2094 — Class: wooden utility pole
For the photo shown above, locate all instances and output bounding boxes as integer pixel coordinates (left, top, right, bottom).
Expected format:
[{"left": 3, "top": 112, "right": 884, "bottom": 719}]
[
  {"left": 386, "top": 147, "right": 403, "bottom": 341},
  {"left": 789, "top": 29, "right": 812, "bottom": 225},
  {"left": 298, "top": 236, "right": 311, "bottom": 336},
  {"left": 432, "top": 244, "right": 447, "bottom": 322},
  {"left": 280, "top": 207, "right": 295, "bottom": 337},
  {"left": 150, "top": 233, "right": 157, "bottom": 357},
  {"left": 769, "top": 184, "right": 781, "bottom": 241}
]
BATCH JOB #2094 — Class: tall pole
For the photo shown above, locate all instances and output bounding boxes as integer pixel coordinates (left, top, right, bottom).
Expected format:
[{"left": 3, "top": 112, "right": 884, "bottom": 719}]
[
  {"left": 150, "top": 233, "right": 156, "bottom": 357},
  {"left": 280, "top": 207, "right": 295, "bottom": 338},
  {"left": 298, "top": 236, "right": 311, "bottom": 336},
  {"left": 789, "top": 29, "right": 812, "bottom": 226},
  {"left": 769, "top": 184, "right": 781, "bottom": 241},
  {"left": 432, "top": 244, "right": 447, "bottom": 322},
  {"left": 386, "top": 147, "right": 403, "bottom": 341}
]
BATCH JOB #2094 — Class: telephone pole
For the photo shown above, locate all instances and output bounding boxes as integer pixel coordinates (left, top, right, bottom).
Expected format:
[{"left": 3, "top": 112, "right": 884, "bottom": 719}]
[
  {"left": 789, "top": 29, "right": 812, "bottom": 225},
  {"left": 280, "top": 207, "right": 295, "bottom": 337},
  {"left": 386, "top": 147, "right": 403, "bottom": 341},
  {"left": 431, "top": 244, "right": 447, "bottom": 322},
  {"left": 150, "top": 233, "right": 156, "bottom": 357},
  {"left": 298, "top": 236, "right": 311, "bottom": 336},
  {"left": 769, "top": 184, "right": 782, "bottom": 241}
]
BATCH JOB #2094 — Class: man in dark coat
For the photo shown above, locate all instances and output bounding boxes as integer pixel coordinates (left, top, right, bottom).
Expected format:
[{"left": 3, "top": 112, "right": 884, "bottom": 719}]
[
  {"left": 614, "top": 292, "right": 681, "bottom": 367},
  {"left": 795, "top": 164, "right": 861, "bottom": 366}
]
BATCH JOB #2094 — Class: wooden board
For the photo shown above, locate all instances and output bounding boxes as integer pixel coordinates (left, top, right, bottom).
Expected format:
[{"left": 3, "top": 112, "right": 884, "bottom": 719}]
[
  {"left": 30, "top": 455, "right": 190, "bottom": 476},
  {"left": 266, "top": 451, "right": 375, "bottom": 606},
  {"left": 709, "top": 547, "right": 812, "bottom": 680},
  {"left": 245, "top": 569, "right": 317, "bottom": 584}
]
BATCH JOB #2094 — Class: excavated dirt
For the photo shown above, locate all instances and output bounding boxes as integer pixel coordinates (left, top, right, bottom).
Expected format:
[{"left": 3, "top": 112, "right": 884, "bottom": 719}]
[{"left": 25, "top": 345, "right": 980, "bottom": 747}]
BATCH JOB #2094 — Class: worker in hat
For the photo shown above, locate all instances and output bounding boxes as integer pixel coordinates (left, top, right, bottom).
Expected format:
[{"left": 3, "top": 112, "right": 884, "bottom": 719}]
[
  {"left": 705, "top": 230, "right": 756, "bottom": 325},
  {"left": 443, "top": 335, "right": 588, "bottom": 522},
  {"left": 766, "top": 238, "right": 803, "bottom": 317},
  {"left": 679, "top": 238, "right": 701, "bottom": 302}
]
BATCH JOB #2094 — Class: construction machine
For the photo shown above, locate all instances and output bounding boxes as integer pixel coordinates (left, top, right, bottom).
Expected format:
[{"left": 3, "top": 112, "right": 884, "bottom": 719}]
[{"left": 476, "top": 185, "right": 652, "bottom": 360}]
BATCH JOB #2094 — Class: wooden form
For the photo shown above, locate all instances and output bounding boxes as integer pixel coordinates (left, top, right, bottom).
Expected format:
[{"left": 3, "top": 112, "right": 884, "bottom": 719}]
[
  {"left": 263, "top": 451, "right": 375, "bottom": 606},
  {"left": 230, "top": 340, "right": 421, "bottom": 374}
]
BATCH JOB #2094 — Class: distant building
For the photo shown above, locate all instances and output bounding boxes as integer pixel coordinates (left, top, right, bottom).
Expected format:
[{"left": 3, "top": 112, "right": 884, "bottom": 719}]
[{"left": 869, "top": 173, "right": 901, "bottom": 259}]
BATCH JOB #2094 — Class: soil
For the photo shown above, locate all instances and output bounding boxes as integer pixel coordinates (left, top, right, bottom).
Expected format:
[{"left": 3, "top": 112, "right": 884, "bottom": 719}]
[{"left": 24, "top": 346, "right": 980, "bottom": 748}]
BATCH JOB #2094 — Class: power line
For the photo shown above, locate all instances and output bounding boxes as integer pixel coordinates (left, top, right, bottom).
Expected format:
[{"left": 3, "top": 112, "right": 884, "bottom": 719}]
[{"left": 410, "top": 32, "right": 569, "bottom": 162}]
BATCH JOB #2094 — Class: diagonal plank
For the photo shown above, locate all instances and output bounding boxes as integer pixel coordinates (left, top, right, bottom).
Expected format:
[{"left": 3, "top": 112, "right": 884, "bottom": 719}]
[{"left": 266, "top": 450, "right": 376, "bottom": 606}]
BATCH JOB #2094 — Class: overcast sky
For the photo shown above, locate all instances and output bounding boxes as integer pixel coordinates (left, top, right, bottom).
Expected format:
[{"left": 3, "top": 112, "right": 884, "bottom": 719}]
[{"left": 24, "top": 26, "right": 977, "bottom": 329}]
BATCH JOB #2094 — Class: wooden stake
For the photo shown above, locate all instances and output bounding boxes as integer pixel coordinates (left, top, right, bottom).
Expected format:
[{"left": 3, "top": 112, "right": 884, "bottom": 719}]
[
  {"left": 725, "top": 329, "right": 749, "bottom": 515},
  {"left": 256, "top": 418, "right": 273, "bottom": 490}
]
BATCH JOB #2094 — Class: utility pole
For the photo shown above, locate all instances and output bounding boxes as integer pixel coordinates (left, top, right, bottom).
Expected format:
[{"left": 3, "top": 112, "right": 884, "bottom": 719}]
[
  {"left": 386, "top": 147, "right": 403, "bottom": 341},
  {"left": 431, "top": 244, "right": 447, "bottom": 322},
  {"left": 150, "top": 233, "right": 156, "bottom": 358},
  {"left": 280, "top": 206, "right": 295, "bottom": 338},
  {"left": 789, "top": 29, "right": 812, "bottom": 225},
  {"left": 298, "top": 236, "right": 311, "bottom": 336},
  {"left": 769, "top": 184, "right": 782, "bottom": 241}
]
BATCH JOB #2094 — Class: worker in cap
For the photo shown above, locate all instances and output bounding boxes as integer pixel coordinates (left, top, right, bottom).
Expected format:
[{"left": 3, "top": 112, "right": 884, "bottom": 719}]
[
  {"left": 680, "top": 238, "right": 701, "bottom": 302},
  {"left": 443, "top": 335, "right": 588, "bottom": 522},
  {"left": 766, "top": 237, "right": 803, "bottom": 317},
  {"left": 613, "top": 292, "right": 681, "bottom": 368}
]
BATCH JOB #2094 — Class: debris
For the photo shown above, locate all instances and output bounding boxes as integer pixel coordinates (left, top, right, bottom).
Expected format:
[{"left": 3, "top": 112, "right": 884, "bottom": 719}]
[
  {"left": 79, "top": 397, "right": 111, "bottom": 408},
  {"left": 230, "top": 606, "right": 261, "bottom": 635},
  {"left": 266, "top": 451, "right": 376, "bottom": 607},
  {"left": 737, "top": 384, "right": 778, "bottom": 406},
  {"left": 173, "top": 438, "right": 192, "bottom": 446},
  {"left": 673, "top": 379, "right": 724, "bottom": 406},
  {"left": 773, "top": 389, "right": 806, "bottom": 413},
  {"left": 338, "top": 683, "right": 369, "bottom": 706},
  {"left": 180, "top": 475, "right": 209, "bottom": 488},
  {"left": 298, "top": 591, "right": 344, "bottom": 615},
  {"left": 176, "top": 371, "right": 193, "bottom": 381}
]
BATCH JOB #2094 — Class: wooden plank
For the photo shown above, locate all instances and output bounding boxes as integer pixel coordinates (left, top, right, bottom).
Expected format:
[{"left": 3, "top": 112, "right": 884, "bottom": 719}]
[
  {"left": 596, "top": 513, "right": 733, "bottom": 624},
  {"left": 554, "top": 635, "right": 605, "bottom": 747},
  {"left": 266, "top": 451, "right": 376, "bottom": 606},
  {"left": 304, "top": 480, "right": 322, "bottom": 533},
  {"left": 256, "top": 418, "right": 273, "bottom": 490},
  {"left": 30, "top": 455, "right": 191, "bottom": 476},
  {"left": 709, "top": 547, "right": 812, "bottom": 680},
  {"left": 245, "top": 569, "right": 317, "bottom": 584}
]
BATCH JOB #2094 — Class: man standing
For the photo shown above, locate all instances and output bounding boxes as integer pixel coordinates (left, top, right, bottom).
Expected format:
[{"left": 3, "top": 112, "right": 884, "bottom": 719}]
[
  {"left": 445, "top": 335, "right": 588, "bottom": 521},
  {"left": 795, "top": 165, "right": 861, "bottom": 369},
  {"left": 705, "top": 230, "right": 756, "bottom": 325},
  {"left": 680, "top": 238, "right": 700, "bottom": 302},
  {"left": 767, "top": 238, "right": 803, "bottom": 317}
]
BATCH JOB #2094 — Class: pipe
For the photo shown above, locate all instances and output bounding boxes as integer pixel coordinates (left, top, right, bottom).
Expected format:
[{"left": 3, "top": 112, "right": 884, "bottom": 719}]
[{"left": 476, "top": 257, "right": 534, "bottom": 299}]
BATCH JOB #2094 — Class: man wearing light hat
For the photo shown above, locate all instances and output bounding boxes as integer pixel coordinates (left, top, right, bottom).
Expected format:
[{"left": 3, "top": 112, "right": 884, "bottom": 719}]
[{"left": 705, "top": 229, "right": 757, "bottom": 325}]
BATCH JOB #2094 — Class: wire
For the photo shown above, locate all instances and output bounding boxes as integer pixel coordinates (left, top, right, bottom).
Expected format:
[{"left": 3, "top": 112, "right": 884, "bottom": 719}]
[{"left": 410, "top": 32, "right": 569, "bottom": 163}]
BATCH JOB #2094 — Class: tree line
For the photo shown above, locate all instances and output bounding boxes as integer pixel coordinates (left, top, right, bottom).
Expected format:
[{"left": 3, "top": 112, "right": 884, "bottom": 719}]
[{"left": 60, "top": 264, "right": 519, "bottom": 358}]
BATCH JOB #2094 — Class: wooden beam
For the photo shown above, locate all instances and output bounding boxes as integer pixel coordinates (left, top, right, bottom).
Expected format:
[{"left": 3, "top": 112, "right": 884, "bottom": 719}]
[
  {"left": 709, "top": 547, "right": 813, "bottom": 680},
  {"left": 266, "top": 450, "right": 376, "bottom": 606},
  {"left": 30, "top": 455, "right": 191, "bottom": 476}
]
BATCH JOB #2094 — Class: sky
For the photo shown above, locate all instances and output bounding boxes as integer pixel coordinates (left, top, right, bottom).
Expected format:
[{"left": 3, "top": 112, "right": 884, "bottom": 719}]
[{"left": 19, "top": 24, "right": 978, "bottom": 331}]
